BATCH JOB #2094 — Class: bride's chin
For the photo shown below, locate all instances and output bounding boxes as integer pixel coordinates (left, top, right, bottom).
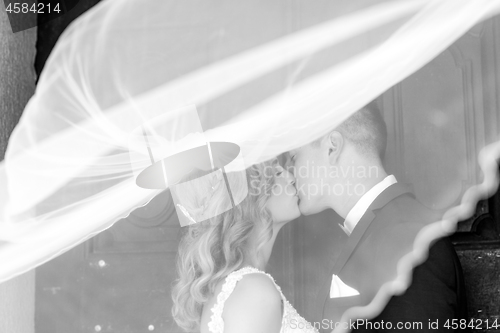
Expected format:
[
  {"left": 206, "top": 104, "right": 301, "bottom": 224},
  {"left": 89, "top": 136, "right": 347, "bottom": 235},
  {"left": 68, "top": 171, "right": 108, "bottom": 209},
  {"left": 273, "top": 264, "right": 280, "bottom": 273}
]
[
  {"left": 286, "top": 211, "right": 302, "bottom": 224},
  {"left": 274, "top": 215, "right": 295, "bottom": 226}
]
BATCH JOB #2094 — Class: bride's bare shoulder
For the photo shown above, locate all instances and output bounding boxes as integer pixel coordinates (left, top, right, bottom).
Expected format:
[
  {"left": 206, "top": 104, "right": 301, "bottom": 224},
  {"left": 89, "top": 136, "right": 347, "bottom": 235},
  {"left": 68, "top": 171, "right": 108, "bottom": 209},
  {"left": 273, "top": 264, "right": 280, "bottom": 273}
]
[
  {"left": 201, "top": 271, "right": 282, "bottom": 333},
  {"left": 222, "top": 273, "right": 282, "bottom": 332},
  {"left": 229, "top": 272, "right": 282, "bottom": 304}
]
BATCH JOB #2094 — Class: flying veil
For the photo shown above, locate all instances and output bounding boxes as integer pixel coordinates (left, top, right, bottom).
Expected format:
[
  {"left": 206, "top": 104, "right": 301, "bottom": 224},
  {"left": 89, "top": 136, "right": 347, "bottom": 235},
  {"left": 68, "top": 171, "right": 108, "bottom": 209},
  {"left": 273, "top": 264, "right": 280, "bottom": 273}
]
[{"left": 1, "top": 0, "right": 500, "bottom": 330}]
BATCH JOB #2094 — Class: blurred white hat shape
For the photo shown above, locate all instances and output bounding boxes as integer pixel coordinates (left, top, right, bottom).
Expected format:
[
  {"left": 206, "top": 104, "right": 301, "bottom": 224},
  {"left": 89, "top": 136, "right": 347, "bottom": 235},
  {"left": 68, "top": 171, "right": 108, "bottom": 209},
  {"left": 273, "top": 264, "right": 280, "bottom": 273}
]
[{"left": 130, "top": 105, "right": 248, "bottom": 227}]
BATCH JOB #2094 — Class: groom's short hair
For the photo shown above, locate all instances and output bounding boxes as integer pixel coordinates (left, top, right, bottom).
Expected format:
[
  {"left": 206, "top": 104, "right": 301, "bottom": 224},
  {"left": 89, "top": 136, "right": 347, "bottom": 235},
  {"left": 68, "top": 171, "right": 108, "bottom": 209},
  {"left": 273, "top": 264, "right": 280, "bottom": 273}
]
[{"left": 313, "top": 101, "right": 387, "bottom": 160}]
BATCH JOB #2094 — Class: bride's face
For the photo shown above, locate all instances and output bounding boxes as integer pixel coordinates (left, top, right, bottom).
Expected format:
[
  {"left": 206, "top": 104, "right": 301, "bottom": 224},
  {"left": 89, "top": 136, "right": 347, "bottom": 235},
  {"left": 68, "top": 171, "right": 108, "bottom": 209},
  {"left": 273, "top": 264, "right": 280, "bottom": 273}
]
[{"left": 265, "top": 165, "right": 301, "bottom": 223}]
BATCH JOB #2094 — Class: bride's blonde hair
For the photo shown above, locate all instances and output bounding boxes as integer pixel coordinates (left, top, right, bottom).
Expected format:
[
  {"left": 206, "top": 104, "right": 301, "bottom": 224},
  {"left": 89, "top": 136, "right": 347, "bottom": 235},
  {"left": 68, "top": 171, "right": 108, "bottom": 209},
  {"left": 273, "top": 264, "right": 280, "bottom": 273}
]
[{"left": 171, "top": 159, "right": 278, "bottom": 332}]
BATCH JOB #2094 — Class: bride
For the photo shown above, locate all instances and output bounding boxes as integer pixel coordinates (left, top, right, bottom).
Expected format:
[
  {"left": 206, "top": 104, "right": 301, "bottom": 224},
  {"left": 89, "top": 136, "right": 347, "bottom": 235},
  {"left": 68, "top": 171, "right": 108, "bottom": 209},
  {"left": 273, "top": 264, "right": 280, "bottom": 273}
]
[{"left": 171, "top": 158, "right": 318, "bottom": 333}]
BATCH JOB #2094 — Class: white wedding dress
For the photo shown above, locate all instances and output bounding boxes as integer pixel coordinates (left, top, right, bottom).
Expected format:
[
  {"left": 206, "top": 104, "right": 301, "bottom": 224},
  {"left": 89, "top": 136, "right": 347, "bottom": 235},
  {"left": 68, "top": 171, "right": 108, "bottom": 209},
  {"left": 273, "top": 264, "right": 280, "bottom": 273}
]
[{"left": 208, "top": 266, "right": 319, "bottom": 333}]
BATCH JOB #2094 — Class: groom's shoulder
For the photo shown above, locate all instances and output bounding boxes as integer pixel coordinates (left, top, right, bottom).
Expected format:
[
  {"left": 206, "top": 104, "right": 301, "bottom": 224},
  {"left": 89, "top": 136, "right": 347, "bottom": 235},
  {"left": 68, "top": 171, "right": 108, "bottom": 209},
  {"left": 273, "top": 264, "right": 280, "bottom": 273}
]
[
  {"left": 368, "top": 194, "right": 438, "bottom": 242},
  {"left": 376, "top": 193, "right": 438, "bottom": 226}
]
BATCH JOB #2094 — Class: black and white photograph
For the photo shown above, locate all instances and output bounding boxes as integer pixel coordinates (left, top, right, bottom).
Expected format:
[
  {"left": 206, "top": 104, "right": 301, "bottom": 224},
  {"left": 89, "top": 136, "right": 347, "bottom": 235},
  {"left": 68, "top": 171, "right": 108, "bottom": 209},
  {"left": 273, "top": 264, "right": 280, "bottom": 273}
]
[{"left": 1, "top": 1, "right": 500, "bottom": 332}]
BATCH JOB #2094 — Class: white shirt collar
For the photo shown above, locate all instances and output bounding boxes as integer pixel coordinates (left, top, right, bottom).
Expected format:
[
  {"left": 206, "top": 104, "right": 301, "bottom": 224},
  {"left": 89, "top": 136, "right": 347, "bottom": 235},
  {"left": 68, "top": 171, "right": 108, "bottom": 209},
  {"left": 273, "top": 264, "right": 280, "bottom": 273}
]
[{"left": 340, "top": 175, "right": 397, "bottom": 236}]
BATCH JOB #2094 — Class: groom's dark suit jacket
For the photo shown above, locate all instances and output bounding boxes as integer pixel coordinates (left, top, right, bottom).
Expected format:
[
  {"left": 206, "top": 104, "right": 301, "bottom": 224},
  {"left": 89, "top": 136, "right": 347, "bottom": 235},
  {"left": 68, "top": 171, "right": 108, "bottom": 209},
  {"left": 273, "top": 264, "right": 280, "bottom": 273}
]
[{"left": 318, "top": 183, "right": 468, "bottom": 333}]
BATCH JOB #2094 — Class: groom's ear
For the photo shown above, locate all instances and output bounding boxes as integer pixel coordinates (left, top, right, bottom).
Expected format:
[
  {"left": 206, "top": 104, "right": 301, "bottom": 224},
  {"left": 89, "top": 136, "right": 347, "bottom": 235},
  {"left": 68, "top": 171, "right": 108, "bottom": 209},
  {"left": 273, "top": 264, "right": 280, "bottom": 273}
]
[{"left": 327, "top": 131, "right": 344, "bottom": 165}]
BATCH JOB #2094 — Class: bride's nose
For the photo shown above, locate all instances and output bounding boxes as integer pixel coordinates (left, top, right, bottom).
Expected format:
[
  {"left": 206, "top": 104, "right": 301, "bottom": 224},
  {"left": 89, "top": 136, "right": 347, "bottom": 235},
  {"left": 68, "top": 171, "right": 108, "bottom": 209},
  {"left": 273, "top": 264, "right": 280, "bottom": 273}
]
[{"left": 285, "top": 171, "right": 296, "bottom": 187}]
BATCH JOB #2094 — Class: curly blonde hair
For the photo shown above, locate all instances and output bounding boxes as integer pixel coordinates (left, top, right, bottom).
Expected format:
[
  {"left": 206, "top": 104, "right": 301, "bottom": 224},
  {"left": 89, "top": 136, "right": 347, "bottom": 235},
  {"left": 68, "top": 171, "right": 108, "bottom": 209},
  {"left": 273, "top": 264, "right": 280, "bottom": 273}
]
[{"left": 171, "top": 159, "right": 278, "bottom": 332}]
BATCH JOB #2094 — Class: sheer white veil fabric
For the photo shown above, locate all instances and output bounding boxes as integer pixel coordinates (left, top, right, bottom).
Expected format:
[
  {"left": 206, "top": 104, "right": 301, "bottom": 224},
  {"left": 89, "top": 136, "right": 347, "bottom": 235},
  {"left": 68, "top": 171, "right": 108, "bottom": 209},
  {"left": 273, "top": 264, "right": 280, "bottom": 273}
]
[{"left": 1, "top": 0, "right": 500, "bottom": 328}]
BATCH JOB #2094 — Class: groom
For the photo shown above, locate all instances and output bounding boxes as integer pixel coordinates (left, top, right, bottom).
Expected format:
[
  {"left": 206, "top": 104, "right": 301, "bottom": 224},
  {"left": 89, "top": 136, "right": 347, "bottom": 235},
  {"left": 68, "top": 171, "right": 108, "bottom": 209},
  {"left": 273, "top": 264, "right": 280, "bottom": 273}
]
[{"left": 288, "top": 102, "right": 467, "bottom": 332}]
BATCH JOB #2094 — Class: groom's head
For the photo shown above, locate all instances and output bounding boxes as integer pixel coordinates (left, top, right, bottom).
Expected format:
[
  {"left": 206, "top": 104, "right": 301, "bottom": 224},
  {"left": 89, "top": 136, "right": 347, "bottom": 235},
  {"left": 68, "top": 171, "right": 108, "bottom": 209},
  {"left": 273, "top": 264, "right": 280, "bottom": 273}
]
[{"left": 288, "top": 102, "right": 387, "bottom": 216}]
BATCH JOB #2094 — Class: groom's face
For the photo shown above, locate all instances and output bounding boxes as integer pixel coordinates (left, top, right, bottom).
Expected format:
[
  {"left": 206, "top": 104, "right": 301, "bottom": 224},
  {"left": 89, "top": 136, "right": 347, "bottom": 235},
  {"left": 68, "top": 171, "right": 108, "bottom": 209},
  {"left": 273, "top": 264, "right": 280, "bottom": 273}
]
[{"left": 288, "top": 143, "right": 331, "bottom": 215}]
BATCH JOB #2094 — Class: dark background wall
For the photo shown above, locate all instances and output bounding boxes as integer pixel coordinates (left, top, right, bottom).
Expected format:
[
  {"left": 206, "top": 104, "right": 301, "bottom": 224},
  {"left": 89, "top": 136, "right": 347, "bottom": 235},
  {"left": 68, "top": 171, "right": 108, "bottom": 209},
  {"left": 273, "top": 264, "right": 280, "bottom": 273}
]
[{"left": 0, "top": 3, "right": 37, "bottom": 333}]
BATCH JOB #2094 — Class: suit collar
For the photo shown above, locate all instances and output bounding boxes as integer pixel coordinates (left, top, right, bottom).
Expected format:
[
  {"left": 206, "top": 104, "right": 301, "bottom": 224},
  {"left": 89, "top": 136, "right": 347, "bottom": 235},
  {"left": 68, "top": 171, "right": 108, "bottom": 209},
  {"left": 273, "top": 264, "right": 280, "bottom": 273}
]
[
  {"left": 318, "top": 183, "right": 412, "bottom": 319},
  {"left": 342, "top": 175, "right": 398, "bottom": 235},
  {"left": 334, "top": 182, "right": 411, "bottom": 273},
  {"left": 369, "top": 182, "right": 412, "bottom": 211}
]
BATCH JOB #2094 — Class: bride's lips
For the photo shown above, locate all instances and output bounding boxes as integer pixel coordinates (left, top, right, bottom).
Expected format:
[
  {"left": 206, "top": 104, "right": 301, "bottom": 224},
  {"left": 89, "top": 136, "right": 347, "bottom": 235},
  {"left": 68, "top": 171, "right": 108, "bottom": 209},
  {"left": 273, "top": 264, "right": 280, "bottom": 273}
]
[
  {"left": 294, "top": 190, "right": 301, "bottom": 204},
  {"left": 293, "top": 189, "right": 300, "bottom": 202}
]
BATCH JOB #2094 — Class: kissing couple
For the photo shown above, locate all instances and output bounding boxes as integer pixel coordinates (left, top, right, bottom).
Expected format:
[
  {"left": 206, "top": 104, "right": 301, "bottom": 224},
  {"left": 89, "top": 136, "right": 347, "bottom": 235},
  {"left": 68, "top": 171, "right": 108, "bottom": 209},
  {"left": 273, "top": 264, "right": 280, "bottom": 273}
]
[{"left": 171, "top": 102, "right": 467, "bottom": 333}]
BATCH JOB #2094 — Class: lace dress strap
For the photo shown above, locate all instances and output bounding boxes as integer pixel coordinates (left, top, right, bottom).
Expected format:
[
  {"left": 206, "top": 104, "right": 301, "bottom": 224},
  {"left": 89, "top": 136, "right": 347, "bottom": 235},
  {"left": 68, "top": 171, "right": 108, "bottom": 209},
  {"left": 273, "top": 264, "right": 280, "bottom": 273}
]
[{"left": 207, "top": 266, "right": 285, "bottom": 333}]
